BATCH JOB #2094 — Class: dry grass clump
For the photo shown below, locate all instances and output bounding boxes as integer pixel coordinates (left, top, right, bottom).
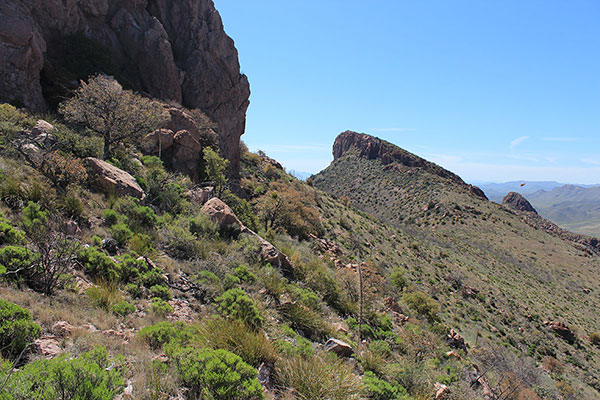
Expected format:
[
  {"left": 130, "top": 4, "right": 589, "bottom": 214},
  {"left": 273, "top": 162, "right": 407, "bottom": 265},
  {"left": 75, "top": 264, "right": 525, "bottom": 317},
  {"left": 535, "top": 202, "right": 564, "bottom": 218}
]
[{"left": 274, "top": 351, "right": 361, "bottom": 400}]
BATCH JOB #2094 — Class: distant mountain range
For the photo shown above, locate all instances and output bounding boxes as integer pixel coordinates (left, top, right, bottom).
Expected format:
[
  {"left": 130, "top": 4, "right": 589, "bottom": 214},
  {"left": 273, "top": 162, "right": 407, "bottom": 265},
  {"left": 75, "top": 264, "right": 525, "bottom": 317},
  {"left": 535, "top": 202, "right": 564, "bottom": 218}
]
[{"left": 478, "top": 181, "right": 600, "bottom": 237}]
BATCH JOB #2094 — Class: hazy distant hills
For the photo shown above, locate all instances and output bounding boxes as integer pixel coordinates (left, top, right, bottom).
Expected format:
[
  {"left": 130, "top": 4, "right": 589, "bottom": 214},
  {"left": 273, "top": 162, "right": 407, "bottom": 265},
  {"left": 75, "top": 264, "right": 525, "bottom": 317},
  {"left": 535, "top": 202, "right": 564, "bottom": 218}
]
[
  {"left": 479, "top": 182, "right": 600, "bottom": 237},
  {"left": 287, "top": 169, "right": 312, "bottom": 180}
]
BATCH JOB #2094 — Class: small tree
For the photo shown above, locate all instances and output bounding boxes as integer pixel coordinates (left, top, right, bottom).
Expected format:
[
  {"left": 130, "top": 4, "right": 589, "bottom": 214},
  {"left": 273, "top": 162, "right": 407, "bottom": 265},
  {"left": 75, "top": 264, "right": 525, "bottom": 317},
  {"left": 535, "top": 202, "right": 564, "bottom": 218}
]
[
  {"left": 203, "top": 147, "right": 229, "bottom": 196},
  {"left": 18, "top": 202, "right": 79, "bottom": 295},
  {"left": 59, "top": 75, "right": 163, "bottom": 159}
]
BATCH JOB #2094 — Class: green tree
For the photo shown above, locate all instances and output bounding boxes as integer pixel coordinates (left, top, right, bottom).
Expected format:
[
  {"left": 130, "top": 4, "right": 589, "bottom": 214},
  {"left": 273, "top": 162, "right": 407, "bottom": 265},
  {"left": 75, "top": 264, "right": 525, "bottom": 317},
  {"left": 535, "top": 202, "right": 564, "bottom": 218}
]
[
  {"left": 58, "top": 75, "right": 163, "bottom": 159},
  {"left": 203, "top": 147, "right": 229, "bottom": 196}
]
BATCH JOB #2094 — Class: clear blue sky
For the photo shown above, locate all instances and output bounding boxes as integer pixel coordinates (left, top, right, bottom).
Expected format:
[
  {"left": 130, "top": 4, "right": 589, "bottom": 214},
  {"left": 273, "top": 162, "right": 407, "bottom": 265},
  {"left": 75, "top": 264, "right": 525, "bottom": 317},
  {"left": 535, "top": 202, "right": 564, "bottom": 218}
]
[{"left": 214, "top": 0, "right": 600, "bottom": 184}]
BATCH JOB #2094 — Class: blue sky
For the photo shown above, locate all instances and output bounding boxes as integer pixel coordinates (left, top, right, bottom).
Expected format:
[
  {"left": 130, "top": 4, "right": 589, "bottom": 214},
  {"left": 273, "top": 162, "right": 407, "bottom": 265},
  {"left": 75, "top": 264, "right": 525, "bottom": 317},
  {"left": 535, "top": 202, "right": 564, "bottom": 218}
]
[{"left": 215, "top": 0, "right": 600, "bottom": 183}]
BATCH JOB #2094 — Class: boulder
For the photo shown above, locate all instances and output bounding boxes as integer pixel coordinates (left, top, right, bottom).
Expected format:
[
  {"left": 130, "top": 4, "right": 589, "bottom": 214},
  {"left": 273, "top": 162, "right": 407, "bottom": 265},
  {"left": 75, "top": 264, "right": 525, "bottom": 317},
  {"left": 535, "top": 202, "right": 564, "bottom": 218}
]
[
  {"left": 31, "top": 119, "right": 54, "bottom": 137},
  {"left": 200, "top": 197, "right": 243, "bottom": 230},
  {"left": 547, "top": 321, "right": 575, "bottom": 343},
  {"left": 448, "top": 329, "right": 468, "bottom": 352},
  {"left": 84, "top": 157, "right": 145, "bottom": 200},
  {"left": 325, "top": 338, "right": 353, "bottom": 357},
  {"left": 143, "top": 128, "right": 175, "bottom": 154},
  {"left": 186, "top": 187, "right": 215, "bottom": 205},
  {"left": 33, "top": 336, "right": 61, "bottom": 357},
  {"left": 64, "top": 220, "right": 81, "bottom": 236},
  {"left": 52, "top": 321, "right": 74, "bottom": 337},
  {"left": 434, "top": 383, "right": 451, "bottom": 399}
]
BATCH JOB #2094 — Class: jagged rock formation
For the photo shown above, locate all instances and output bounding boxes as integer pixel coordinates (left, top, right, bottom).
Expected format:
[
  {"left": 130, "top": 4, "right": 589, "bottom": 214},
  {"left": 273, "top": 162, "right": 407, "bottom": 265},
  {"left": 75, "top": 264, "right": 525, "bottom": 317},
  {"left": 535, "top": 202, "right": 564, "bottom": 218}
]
[
  {"left": 333, "top": 131, "right": 487, "bottom": 200},
  {"left": 502, "top": 192, "right": 538, "bottom": 213},
  {"left": 0, "top": 0, "right": 249, "bottom": 178}
]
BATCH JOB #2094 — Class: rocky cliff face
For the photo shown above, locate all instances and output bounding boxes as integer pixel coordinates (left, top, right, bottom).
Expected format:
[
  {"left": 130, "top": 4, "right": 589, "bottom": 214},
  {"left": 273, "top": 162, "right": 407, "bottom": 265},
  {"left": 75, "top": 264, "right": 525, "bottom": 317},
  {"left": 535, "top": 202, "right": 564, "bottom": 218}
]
[
  {"left": 502, "top": 192, "right": 538, "bottom": 214},
  {"left": 333, "top": 131, "right": 488, "bottom": 200},
  {"left": 0, "top": 0, "right": 249, "bottom": 178}
]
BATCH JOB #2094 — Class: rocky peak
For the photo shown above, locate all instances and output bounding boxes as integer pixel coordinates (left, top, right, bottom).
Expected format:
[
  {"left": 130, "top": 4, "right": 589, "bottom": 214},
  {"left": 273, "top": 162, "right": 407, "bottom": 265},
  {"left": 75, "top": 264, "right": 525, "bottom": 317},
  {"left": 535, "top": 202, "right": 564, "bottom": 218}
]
[
  {"left": 502, "top": 192, "right": 538, "bottom": 214},
  {"left": 0, "top": 0, "right": 249, "bottom": 179},
  {"left": 333, "top": 131, "right": 488, "bottom": 200}
]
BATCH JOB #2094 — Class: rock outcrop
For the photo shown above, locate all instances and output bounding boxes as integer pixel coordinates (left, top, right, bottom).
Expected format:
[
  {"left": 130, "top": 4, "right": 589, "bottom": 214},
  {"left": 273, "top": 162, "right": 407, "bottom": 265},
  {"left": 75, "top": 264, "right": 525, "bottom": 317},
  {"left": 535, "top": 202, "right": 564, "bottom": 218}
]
[
  {"left": 84, "top": 157, "right": 145, "bottom": 199},
  {"left": 0, "top": 0, "right": 249, "bottom": 178},
  {"left": 546, "top": 321, "right": 575, "bottom": 343},
  {"left": 502, "top": 192, "right": 538, "bottom": 213},
  {"left": 333, "top": 131, "right": 488, "bottom": 200},
  {"left": 325, "top": 338, "right": 353, "bottom": 357},
  {"left": 199, "top": 197, "right": 295, "bottom": 277}
]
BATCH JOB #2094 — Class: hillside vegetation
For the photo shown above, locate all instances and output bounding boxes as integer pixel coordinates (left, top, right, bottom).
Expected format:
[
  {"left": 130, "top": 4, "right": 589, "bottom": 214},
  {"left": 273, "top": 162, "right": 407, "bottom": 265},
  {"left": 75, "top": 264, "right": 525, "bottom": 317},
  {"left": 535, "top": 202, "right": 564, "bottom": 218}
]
[
  {"left": 312, "top": 132, "right": 600, "bottom": 399},
  {"left": 0, "top": 90, "right": 599, "bottom": 400}
]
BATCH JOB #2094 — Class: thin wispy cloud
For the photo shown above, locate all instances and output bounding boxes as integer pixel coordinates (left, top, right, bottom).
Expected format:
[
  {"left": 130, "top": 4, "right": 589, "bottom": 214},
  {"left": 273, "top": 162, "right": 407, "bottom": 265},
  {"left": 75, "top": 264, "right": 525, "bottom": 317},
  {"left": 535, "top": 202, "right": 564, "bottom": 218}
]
[
  {"left": 542, "top": 137, "right": 578, "bottom": 143},
  {"left": 250, "top": 144, "right": 329, "bottom": 153},
  {"left": 581, "top": 158, "right": 600, "bottom": 166},
  {"left": 371, "top": 128, "right": 417, "bottom": 133},
  {"left": 509, "top": 136, "right": 530, "bottom": 150}
]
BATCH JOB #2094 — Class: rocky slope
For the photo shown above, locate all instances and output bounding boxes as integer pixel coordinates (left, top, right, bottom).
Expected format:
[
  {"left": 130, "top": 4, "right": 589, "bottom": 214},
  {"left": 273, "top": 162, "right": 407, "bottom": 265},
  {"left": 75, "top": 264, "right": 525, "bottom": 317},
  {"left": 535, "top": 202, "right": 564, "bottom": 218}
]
[
  {"left": 0, "top": 0, "right": 249, "bottom": 177},
  {"left": 502, "top": 193, "right": 600, "bottom": 256}
]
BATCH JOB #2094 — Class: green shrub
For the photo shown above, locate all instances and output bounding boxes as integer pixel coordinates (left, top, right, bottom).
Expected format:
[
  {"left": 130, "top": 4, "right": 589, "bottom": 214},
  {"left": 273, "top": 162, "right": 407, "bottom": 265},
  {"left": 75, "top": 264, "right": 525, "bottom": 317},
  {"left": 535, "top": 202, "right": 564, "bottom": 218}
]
[
  {"left": 149, "top": 284, "right": 172, "bottom": 301},
  {"left": 114, "top": 197, "right": 157, "bottom": 232},
  {"left": 1, "top": 347, "right": 124, "bottom": 400},
  {"left": 117, "top": 253, "right": 145, "bottom": 283},
  {"left": 369, "top": 340, "right": 392, "bottom": 358},
  {"left": 139, "top": 321, "right": 201, "bottom": 351},
  {"left": 234, "top": 264, "right": 257, "bottom": 284},
  {"left": 101, "top": 209, "right": 119, "bottom": 226},
  {"left": 0, "top": 217, "right": 24, "bottom": 245},
  {"left": 290, "top": 284, "right": 321, "bottom": 311},
  {"left": 389, "top": 267, "right": 407, "bottom": 291},
  {"left": 276, "top": 324, "right": 314, "bottom": 358},
  {"left": 125, "top": 283, "right": 143, "bottom": 299},
  {"left": 21, "top": 201, "right": 48, "bottom": 235},
  {"left": 162, "top": 221, "right": 202, "bottom": 260},
  {"left": 139, "top": 321, "right": 180, "bottom": 350},
  {"left": 362, "top": 371, "right": 409, "bottom": 400},
  {"left": 189, "top": 213, "right": 219, "bottom": 238},
  {"left": 109, "top": 223, "right": 133, "bottom": 247},
  {"left": 77, "top": 247, "right": 120, "bottom": 282},
  {"left": 141, "top": 269, "right": 166, "bottom": 288},
  {"left": 401, "top": 291, "right": 440, "bottom": 322},
  {"left": 0, "top": 245, "right": 39, "bottom": 280},
  {"left": 591, "top": 332, "right": 600, "bottom": 347},
  {"left": 170, "top": 347, "right": 264, "bottom": 400},
  {"left": 197, "top": 270, "right": 219, "bottom": 284},
  {"left": 91, "top": 235, "right": 103, "bottom": 247},
  {"left": 150, "top": 297, "right": 173, "bottom": 317},
  {"left": 223, "top": 274, "right": 241, "bottom": 290},
  {"left": 128, "top": 233, "right": 155, "bottom": 256},
  {"left": 216, "top": 288, "right": 262, "bottom": 329},
  {"left": 110, "top": 300, "right": 135, "bottom": 317},
  {"left": 0, "top": 299, "right": 41, "bottom": 360}
]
